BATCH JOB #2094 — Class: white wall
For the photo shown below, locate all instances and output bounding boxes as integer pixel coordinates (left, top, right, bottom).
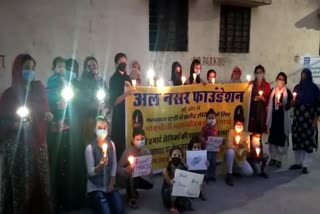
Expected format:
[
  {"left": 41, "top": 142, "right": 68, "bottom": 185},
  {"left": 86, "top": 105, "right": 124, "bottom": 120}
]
[{"left": 0, "top": 0, "right": 319, "bottom": 93}]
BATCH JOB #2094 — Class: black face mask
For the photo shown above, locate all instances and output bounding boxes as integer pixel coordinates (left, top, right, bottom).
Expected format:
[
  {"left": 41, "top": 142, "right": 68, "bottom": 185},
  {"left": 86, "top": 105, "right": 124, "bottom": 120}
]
[
  {"left": 171, "top": 157, "right": 181, "bottom": 166},
  {"left": 117, "top": 63, "right": 127, "bottom": 72}
]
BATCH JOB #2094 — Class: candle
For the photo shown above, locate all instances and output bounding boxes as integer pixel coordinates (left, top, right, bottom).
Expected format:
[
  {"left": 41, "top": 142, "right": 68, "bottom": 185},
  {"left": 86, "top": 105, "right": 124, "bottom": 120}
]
[
  {"left": 192, "top": 73, "right": 197, "bottom": 82},
  {"left": 156, "top": 78, "right": 164, "bottom": 87},
  {"left": 96, "top": 89, "right": 106, "bottom": 102},
  {"left": 102, "top": 143, "right": 108, "bottom": 157},
  {"left": 211, "top": 78, "right": 216, "bottom": 84},
  {"left": 235, "top": 135, "right": 241, "bottom": 144},
  {"left": 61, "top": 86, "right": 74, "bottom": 102},
  {"left": 293, "top": 92, "right": 297, "bottom": 100},
  {"left": 258, "top": 90, "right": 263, "bottom": 96},
  {"left": 246, "top": 74, "right": 252, "bottom": 82},
  {"left": 131, "top": 79, "right": 137, "bottom": 88},
  {"left": 277, "top": 93, "right": 281, "bottom": 102},
  {"left": 16, "top": 106, "right": 30, "bottom": 118},
  {"left": 128, "top": 156, "right": 135, "bottom": 166},
  {"left": 255, "top": 147, "right": 261, "bottom": 156},
  {"left": 181, "top": 76, "right": 186, "bottom": 85}
]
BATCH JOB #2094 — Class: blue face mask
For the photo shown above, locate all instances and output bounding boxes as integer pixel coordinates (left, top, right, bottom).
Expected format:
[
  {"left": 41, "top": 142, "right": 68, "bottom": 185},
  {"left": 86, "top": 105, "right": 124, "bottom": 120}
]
[{"left": 22, "top": 69, "right": 35, "bottom": 81}]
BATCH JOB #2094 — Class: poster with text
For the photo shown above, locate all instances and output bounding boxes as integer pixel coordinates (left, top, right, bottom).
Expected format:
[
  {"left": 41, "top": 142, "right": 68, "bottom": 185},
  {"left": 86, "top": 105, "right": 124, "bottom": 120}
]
[{"left": 172, "top": 169, "right": 204, "bottom": 198}]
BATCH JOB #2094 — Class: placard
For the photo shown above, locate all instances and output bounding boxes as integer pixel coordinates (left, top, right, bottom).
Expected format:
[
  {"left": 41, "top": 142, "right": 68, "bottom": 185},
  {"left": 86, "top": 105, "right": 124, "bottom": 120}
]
[
  {"left": 172, "top": 169, "right": 204, "bottom": 198},
  {"left": 206, "top": 136, "right": 224, "bottom": 152},
  {"left": 132, "top": 155, "right": 152, "bottom": 178},
  {"left": 186, "top": 150, "right": 207, "bottom": 171}
]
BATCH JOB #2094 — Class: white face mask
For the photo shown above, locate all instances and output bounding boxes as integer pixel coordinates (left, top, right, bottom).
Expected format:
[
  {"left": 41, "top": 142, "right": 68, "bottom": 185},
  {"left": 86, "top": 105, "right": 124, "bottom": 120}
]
[
  {"left": 207, "top": 119, "right": 216, "bottom": 126},
  {"left": 96, "top": 129, "right": 108, "bottom": 140},
  {"left": 194, "top": 69, "right": 201, "bottom": 76},
  {"left": 235, "top": 125, "right": 243, "bottom": 133},
  {"left": 133, "top": 139, "right": 145, "bottom": 149},
  {"left": 256, "top": 73, "right": 264, "bottom": 81},
  {"left": 277, "top": 80, "right": 285, "bottom": 88}
]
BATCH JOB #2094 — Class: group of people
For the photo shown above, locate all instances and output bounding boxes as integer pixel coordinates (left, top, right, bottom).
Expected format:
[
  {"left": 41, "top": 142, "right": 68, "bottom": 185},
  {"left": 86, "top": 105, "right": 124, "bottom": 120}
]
[{"left": 0, "top": 52, "right": 319, "bottom": 214}]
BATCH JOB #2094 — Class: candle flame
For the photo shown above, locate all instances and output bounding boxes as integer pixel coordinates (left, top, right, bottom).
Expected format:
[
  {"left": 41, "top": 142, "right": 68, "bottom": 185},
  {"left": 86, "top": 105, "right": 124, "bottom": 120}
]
[
  {"left": 128, "top": 156, "right": 135, "bottom": 165},
  {"left": 132, "top": 79, "right": 137, "bottom": 87},
  {"left": 255, "top": 147, "right": 261, "bottom": 156},
  {"left": 293, "top": 92, "right": 297, "bottom": 97},
  {"left": 181, "top": 76, "right": 186, "bottom": 85},
  {"left": 211, "top": 78, "right": 215, "bottom": 84},
  {"left": 235, "top": 135, "right": 241, "bottom": 144},
  {"left": 258, "top": 90, "right": 263, "bottom": 96},
  {"left": 102, "top": 143, "right": 108, "bottom": 157},
  {"left": 246, "top": 74, "right": 251, "bottom": 82}
]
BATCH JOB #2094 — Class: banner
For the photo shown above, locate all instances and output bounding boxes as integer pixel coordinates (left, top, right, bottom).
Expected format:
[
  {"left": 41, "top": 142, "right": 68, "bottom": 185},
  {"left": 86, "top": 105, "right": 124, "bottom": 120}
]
[
  {"left": 126, "top": 83, "right": 252, "bottom": 171},
  {"left": 132, "top": 155, "right": 152, "bottom": 178},
  {"left": 186, "top": 150, "right": 207, "bottom": 171},
  {"left": 172, "top": 169, "right": 204, "bottom": 198}
]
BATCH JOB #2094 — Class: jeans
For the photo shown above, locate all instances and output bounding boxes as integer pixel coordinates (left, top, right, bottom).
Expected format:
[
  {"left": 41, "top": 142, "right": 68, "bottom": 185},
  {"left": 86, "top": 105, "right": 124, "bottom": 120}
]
[
  {"left": 225, "top": 149, "right": 253, "bottom": 176},
  {"left": 88, "top": 190, "right": 125, "bottom": 214},
  {"left": 207, "top": 151, "right": 216, "bottom": 179}
]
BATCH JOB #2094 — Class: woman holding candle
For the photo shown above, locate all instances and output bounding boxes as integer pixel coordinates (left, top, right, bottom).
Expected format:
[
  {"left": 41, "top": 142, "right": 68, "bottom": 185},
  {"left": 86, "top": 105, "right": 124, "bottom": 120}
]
[
  {"left": 200, "top": 108, "right": 219, "bottom": 182},
  {"left": 248, "top": 65, "right": 271, "bottom": 137},
  {"left": 290, "top": 68, "right": 320, "bottom": 174},
  {"left": 230, "top": 66, "right": 242, "bottom": 83},
  {"left": 170, "top": 61, "right": 183, "bottom": 86},
  {"left": 185, "top": 59, "right": 205, "bottom": 85},
  {"left": 225, "top": 117, "right": 253, "bottom": 186},
  {"left": 117, "top": 128, "right": 153, "bottom": 209},
  {"left": 0, "top": 54, "right": 54, "bottom": 214},
  {"left": 206, "top": 69, "right": 217, "bottom": 84},
  {"left": 162, "top": 147, "right": 193, "bottom": 214},
  {"left": 266, "top": 72, "right": 293, "bottom": 168},
  {"left": 85, "top": 115, "right": 124, "bottom": 214},
  {"left": 129, "top": 60, "right": 142, "bottom": 86}
]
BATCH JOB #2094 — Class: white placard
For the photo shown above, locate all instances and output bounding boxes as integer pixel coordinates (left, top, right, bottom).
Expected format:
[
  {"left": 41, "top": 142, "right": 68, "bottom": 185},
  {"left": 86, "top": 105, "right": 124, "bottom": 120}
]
[
  {"left": 172, "top": 169, "right": 204, "bottom": 198},
  {"left": 186, "top": 150, "right": 207, "bottom": 171},
  {"left": 132, "top": 155, "right": 152, "bottom": 178},
  {"left": 206, "top": 136, "right": 224, "bottom": 152}
]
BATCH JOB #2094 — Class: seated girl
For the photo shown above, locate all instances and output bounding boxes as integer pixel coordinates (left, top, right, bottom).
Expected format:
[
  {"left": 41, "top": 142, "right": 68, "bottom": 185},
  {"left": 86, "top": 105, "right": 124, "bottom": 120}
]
[
  {"left": 85, "top": 115, "right": 124, "bottom": 214},
  {"left": 162, "top": 147, "right": 193, "bottom": 214},
  {"left": 117, "top": 128, "right": 154, "bottom": 209},
  {"left": 225, "top": 117, "right": 253, "bottom": 186}
]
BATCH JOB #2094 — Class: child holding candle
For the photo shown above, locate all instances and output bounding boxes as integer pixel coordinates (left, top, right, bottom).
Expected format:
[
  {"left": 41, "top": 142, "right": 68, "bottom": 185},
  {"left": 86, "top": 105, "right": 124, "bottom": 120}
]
[
  {"left": 200, "top": 108, "right": 219, "bottom": 182},
  {"left": 266, "top": 72, "right": 293, "bottom": 168},
  {"left": 162, "top": 147, "right": 193, "bottom": 214},
  {"left": 85, "top": 115, "right": 124, "bottom": 214},
  {"left": 117, "top": 128, "right": 153, "bottom": 209},
  {"left": 206, "top": 69, "right": 217, "bottom": 84},
  {"left": 225, "top": 117, "right": 253, "bottom": 186},
  {"left": 187, "top": 136, "right": 208, "bottom": 201}
]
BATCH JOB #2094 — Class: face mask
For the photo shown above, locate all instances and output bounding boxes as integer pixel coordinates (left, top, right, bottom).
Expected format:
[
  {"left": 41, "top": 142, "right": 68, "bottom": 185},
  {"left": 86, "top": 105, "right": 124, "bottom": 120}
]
[
  {"left": 194, "top": 69, "right": 201, "bottom": 76},
  {"left": 118, "top": 62, "right": 127, "bottom": 72},
  {"left": 277, "top": 80, "right": 285, "bottom": 88},
  {"left": 207, "top": 119, "right": 216, "bottom": 126},
  {"left": 171, "top": 157, "right": 181, "bottom": 166},
  {"left": 235, "top": 125, "right": 243, "bottom": 133},
  {"left": 133, "top": 139, "right": 145, "bottom": 149},
  {"left": 255, "top": 73, "right": 264, "bottom": 81},
  {"left": 65, "top": 71, "right": 77, "bottom": 80},
  {"left": 22, "top": 69, "right": 35, "bottom": 82},
  {"left": 96, "top": 129, "right": 108, "bottom": 140}
]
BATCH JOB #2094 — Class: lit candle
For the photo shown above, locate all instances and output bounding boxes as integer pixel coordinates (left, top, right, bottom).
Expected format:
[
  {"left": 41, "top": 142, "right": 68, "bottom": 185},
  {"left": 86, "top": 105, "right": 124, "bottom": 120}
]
[
  {"left": 61, "top": 86, "right": 74, "bottom": 102},
  {"left": 96, "top": 89, "right": 106, "bottom": 102},
  {"left": 293, "top": 92, "right": 297, "bottom": 100},
  {"left": 211, "top": 78, "right": 216, "bottom": 84},
  {"left": 131, "top": 79, "right": 137, "bottom": 88},
  {"left": 181, "top": 76, "right": 186, "bottom": 85},
  {"left": 246, "top": 74, "right": 252, "bottom": 82},
  {"left": 255, "top": 147, "right": 261, "bottom": 156},
  {"left": 277, "top": 93, "right": 281, "bottom": 102},
  {"left": 128, "top": 156, "right": 135, "bottom": 166},
  {"left": 192, "top": 73, "right": 197, "bottom": 82},
  {"left": 102, "top": 143, "right": 108, "bottom": 157},
  {"left": 258, "top": 90, "right": 263, "bottom": 97},
  {"left": 235, "top": 135, "right": 241, "bottom": 144},
  {"left": 16, "top": 106, "right": 30, "bottom": 118},
  {"left": 156, "top": 78, "right": 164, "bottom": 87}
]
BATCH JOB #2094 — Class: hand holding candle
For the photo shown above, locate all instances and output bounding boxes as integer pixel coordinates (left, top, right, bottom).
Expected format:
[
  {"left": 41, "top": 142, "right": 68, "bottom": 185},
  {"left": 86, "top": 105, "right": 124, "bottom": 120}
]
[
  {"left": 255, "top": 147, "right": 261, "bottom": 156},
  {"left": 211, "top": 78, "right": 216, "bottom": 84},
  {"left": 131, "top": 79, "right": 137, "bottom": 88},
  {"left": 181, "top": 76, "right": 186, "bottom": 85},
  {"left": 235, "top": 135, "right": 241, "bottom": 145},
  {"left": 128, "top": 156, "right": 135, "bottom": 166},
  {"left": 102, "top": 143, "right": 108, "bottom": 158},
  {"left": 293, "top": 92, "right": 297, "bottom": 100},
  {"left": 277, "top": 93, "right": 281, "bottom": 103},
  {"left": 258, "top": 90, "right": 263, "bottom": 97},
  {"left": 192, "top": 73, "right": 197, "bottom": 83}
]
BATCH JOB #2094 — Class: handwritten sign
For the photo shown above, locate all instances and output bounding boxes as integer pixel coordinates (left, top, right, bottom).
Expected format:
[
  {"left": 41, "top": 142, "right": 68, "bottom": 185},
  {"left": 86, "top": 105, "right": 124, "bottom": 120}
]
[
  {"left": 206, "top": 137, "right": 224, "bottom": 152},
  {"left": 132, "top": 155, "right": 152, "bottom": 178},
  {"left": 186, "top": 150, "right": 207, "bottom": 171},
  {"left": 172, "top": 169, "right": 204, "bottom": 198}
]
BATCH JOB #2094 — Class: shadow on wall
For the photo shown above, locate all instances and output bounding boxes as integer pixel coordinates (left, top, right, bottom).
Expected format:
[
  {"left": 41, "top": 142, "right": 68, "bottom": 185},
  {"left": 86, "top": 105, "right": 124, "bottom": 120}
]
[{"left": 295, "top": 8, "right": 320, "bottom": 31}]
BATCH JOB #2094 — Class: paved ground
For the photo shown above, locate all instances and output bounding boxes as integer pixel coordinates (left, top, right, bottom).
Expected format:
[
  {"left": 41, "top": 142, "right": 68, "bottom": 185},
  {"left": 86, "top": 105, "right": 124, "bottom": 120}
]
[{"left": 1, "top": 133, "right": 320, "bottom": 214}]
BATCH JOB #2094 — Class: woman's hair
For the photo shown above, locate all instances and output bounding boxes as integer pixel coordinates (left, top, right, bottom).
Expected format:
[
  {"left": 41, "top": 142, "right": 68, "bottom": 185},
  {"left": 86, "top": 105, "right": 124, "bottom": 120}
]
[
  {"left": 187, "top": 136, "right": 202, "bottom": 150},
  {"left": 254, "top": 65, "right": 265, "bottom": 74},
  {"left": 132, "top": 109, "right": 144, "bottom": 128},
  {"left": 83, "top": 56, "right": 98, "bottom": 71},
  {"left": 207, "top": 69, "right": 216, "bottom": 80},
  {"left": 52, "top": 56, "right": 65, "bottom": 70},
  {"left": 189, "top": 59, "right": 201, "bottom": 84},
  {"left": 171, "top": 61, "right": 182, "bottom": 85},
  {"left": 12, "top": 54, "right": 36, "bottom": 86},
  {"left": 66, "top": 58, "right": 79, "bottom": 76},
  {"left": 130, "top": 60, "right": 141, "bottom": 71},
  {"left": 132, "top": 128, "right": 145, "bottom": 138},
  {"left": 206, "top": 108, "right": 216, "bottom": 118},
  {"left": 96, "top": 115, "right": 109, "bottom": 125},
  {"left": 276, "top": 72, "right": 287, "bottom": 84},
  {"left": 114, "top": 52, "right": 127, "bottom": 64},
  {"left": 233, "top": 105, "right": 245, "bottom": 125}
]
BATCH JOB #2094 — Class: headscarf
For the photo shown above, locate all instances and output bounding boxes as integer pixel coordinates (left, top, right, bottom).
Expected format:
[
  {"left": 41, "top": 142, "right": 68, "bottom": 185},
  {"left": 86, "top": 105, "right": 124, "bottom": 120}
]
[
  {"left": 171, "top": 61, "right": 182, "bottom": 86},
  {"left": 294, "top": 68, "right": 320, "bottom": 106},
  {"left": 231, "top": 66, "right": 242, "bottom": 82},
  {"left": 129, "top": 60, "right": 141, "bottom": 81}
]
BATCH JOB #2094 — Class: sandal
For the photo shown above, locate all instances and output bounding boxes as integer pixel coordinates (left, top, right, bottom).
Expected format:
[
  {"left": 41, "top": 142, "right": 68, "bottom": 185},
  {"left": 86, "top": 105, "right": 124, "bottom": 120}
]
[
  {"left": 129, "top": 199, "right": 138, "bottom": 209},
  {"left": 170, "top": 208, "right": 179, "bottom": 214}
]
